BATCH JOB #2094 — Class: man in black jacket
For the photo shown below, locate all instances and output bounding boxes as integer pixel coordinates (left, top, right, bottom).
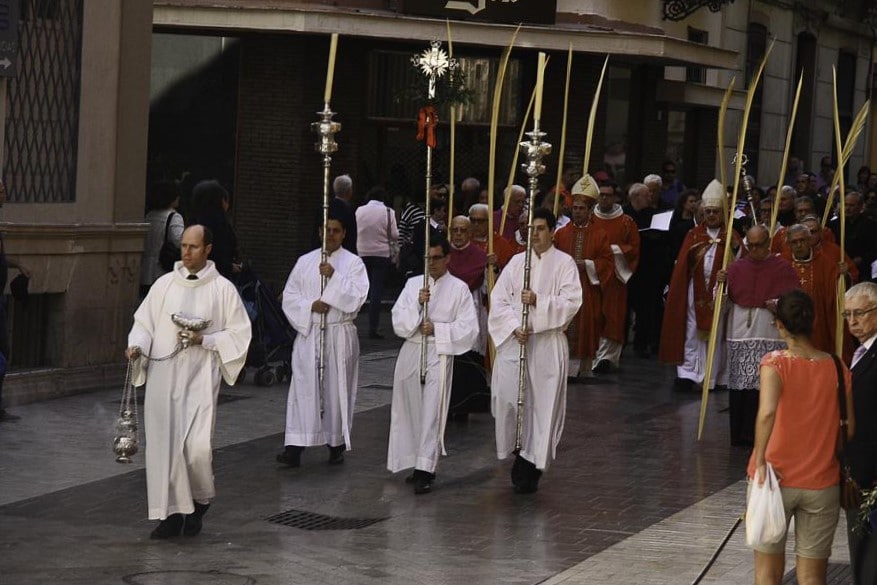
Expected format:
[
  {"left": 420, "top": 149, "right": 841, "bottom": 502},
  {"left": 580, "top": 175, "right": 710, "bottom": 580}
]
[{"left": 844, "top": 281, "right": 877, "bottom": 584}]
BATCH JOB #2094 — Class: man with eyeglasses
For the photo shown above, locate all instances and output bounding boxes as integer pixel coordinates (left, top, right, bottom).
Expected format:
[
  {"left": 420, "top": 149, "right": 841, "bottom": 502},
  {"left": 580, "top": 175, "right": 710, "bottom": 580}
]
[
  {"left": 719, "top": 225, "right": 798, "bottom": 446},
  {"left": 842, "top": 281, "right": 877, "bottom": 584},
  {"left": 448, "top": 215, "right": 487, "bottom": 354},
  {"left": 781, "top": 223, "right": 852, "bottom": 355},
  {"left": 468, "top": 203, "right": 515, "bottom": 273},
  {"left": 660, "top": 180, "right": 740, "bottom": 393},
  {"left": 387, "top": 236, "right": 478, "bottom": 495},
  {"left": 489, "top": 208, "right": 582, "bottom": 494}
]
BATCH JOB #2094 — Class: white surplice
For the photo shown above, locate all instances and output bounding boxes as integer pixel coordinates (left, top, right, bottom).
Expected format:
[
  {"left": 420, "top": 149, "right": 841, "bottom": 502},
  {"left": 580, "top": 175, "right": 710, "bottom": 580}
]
[
  {"left": 282, "top": 247, "right": 369, "bottom": 449},
  {"left": 128, "top": 260, "right": 252, "bottom": 520},
  {"left": 676, "top": 227, "right": 728, "bottom": 387},
  {"left": 387, "top": 272, "right": 478, "bottom": 474},
  {"left": 489, "top": 246, "right": 582, "bottom": 470}
]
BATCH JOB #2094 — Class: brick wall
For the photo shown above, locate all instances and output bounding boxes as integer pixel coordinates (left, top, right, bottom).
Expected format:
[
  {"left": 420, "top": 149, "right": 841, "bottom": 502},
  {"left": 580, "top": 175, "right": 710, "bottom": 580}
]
[{"left": 234, "top": 34, "right": 366, "bottom": 290}]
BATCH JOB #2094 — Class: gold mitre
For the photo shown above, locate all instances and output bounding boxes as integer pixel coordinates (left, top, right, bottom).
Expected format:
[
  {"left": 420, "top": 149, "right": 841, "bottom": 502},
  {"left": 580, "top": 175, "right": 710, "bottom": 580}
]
[
  {"left": 571, "top": 173, "right": 598, "bottom": 200},
  {"left": 701, "top": 179, "right": 726, "bottom": 209}
]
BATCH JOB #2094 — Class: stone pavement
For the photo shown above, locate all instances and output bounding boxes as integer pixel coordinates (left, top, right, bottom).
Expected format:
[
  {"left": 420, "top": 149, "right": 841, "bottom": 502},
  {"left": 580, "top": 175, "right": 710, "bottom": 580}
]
[{"left": 0, "top": 312, "right": 854, "bottom": 584}]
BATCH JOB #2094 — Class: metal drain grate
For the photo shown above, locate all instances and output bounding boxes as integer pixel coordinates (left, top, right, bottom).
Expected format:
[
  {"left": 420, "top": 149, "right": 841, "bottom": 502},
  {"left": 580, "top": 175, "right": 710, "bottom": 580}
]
[
  {"left": 266, "top": 509, "right": 387, "bottom": 530},
  {"left": 782, "top": 562, "right": 851, "bottom": 584}
]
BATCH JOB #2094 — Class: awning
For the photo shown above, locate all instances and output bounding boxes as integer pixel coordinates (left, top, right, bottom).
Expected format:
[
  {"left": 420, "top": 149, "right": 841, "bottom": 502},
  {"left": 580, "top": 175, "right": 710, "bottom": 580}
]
[
  {"left": 153, "top": 0, "right": 740, "bottom": 70},
  {"left": 657, "top": 80, "right": 746, "bottom": 109}
]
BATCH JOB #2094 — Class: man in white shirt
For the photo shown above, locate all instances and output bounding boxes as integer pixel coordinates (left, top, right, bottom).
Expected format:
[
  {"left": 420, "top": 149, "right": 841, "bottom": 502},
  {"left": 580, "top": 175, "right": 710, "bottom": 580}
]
[
  {"left": 356, "top": 186, "right": 399, "bottom": 339},
  {"left": 279, "top": 214, "right": 369, "bottom": 467},
  {"left": 489, "top": 208, "right": 582, "bottom": 494},
  {"left": 387, "top": 237, "right": 478, "bottom": 495},
  {"left": 126, "top": 225, "right": 252, "bottom": 539}
]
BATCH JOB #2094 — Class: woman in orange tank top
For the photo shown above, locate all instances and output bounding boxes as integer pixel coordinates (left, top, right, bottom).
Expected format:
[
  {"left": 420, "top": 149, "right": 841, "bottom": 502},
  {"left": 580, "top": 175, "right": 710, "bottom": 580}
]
[{"left": 748, "top": 289, "right": 854, "bottom": 585}]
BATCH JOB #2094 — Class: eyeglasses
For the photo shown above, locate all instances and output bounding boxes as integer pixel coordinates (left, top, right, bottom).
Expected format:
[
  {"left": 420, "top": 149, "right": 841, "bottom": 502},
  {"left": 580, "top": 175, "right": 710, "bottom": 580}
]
[{"left": 842, "top": 306, "right": 877, "bottom": 320}]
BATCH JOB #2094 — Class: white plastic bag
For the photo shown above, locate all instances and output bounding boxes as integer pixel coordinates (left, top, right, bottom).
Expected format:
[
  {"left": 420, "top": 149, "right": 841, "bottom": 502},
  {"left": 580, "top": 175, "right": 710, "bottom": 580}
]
[{"left": 745, "top": 463, "right": 787, "bottom": 546}]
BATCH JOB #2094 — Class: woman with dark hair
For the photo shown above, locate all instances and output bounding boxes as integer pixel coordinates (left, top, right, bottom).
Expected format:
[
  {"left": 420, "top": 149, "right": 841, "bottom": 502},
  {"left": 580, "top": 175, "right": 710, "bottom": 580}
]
[
  {"left": 190, "top": 180, "right": 240, "bottom": 281},
  {"left": 668, "top": 188, "right": 699, "bottom": 261},
  {"left": 140, "top": 181, "right": 184, "bottom": 296},
  {"left": 749, "top": 289, "right": 854, "bottom": 585},
  {"left": 855, "top": 166, "right": 871, "bottom": 194}
]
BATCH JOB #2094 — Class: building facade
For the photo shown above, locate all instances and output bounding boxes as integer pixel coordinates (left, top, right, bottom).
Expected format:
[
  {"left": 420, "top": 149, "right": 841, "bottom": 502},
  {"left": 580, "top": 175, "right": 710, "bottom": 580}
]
[
  {"left": 5, "top": 0, "right": 152, "bottom": 404},
  {"left": 5, "top": 0, "right": 875, "bottom": 403}
]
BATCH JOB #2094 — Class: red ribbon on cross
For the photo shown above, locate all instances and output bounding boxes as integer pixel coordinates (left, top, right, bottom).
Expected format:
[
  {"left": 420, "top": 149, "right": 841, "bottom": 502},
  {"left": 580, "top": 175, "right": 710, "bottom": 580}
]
[{"left": 416, "top": 106, "right": 438, "bottom": 149}]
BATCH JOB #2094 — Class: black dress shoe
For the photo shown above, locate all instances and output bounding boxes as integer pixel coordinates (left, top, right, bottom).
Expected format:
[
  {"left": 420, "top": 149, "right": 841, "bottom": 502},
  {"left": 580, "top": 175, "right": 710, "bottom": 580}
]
[
  {"left": 150, "top": 514, "right": 184, "bottom": 539},
  {"left": 327, "top": 444, "right": 345, "bottom": 465},
  {"left": 510, "top": 453, "right": 525, "bottom": 488},
  {"left": 183, "top": 502, "right": 210, "bottom": 537},
  {"left": 276, "top": 445, "right": 304, "bottom": 467},
  {"left": 592, "top": 359, "right": 613, "bottom": 374},
  {"left": 673, "top": 377, "right": 694, "bottom": 393},
  {"left": 513, "top": 458, "right": 542, "bottom": 494},
  {"left": 413, "top": 470, "right": 435, "bottom": 495},
  {"left": 0, "top": 409, "right": 20, "bottom": 422},
  {"left": 404, "top": 473, "right": 416, "bottom": 484}
]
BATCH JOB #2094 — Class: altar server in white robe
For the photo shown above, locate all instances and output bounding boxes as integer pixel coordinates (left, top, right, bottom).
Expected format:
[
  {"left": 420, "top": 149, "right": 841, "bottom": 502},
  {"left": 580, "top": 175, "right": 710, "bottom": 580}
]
[
  {"left": 277, "top": 216, "right": 369, "bottom": 468},
  {"left": 489, "top": 207, "right": 582, "bottom": 494},
  {"left": 127, "top": 225, "right": 252, "bottom": 539},
  {"left": 387, "top": 236, "right": 478, "bottom": 495}
]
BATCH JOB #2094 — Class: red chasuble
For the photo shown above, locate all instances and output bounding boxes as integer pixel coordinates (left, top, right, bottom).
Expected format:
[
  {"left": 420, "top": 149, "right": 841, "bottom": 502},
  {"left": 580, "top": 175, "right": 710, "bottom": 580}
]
[
  {"left": 659, "top": 224, "right": 741, "bottom": 364},
  {"left": 555, "top": 222, "right": 614, "bottom": 359}
]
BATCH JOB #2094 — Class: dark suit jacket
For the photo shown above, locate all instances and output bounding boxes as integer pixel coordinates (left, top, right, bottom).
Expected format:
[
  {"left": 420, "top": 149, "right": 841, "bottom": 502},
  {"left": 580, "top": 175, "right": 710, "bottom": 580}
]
[{"left": 849, "top": 343, "right": 877, "bottom": 489}]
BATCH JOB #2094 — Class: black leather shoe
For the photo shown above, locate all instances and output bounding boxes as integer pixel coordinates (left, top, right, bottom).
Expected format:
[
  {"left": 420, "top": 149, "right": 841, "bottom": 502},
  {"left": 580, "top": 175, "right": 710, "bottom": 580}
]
[
  {"left": 510, "top": 453, "right": 525, "bottom": 488},
  {"left": 150, "top": 514, "right": 184, "bottom": 539},
  {"left": 592, "top": 359, "right": 613, "bottom": 374},
  {"left": 404, "top": 473, "right": 416, "bottom": 484},
  {"left": 183, "top": 502, "right": 210, "bottom": 537},
  {"left": 327, "top": 444, "right": 345, "bottom": 465},
  {"left": 673, "top": 377, "right": 694, "bottom": 393},
  {"left": 276, "top": 445, "right": 303, "bottom": 467},
  {"left": 413, "top": 470, "right": 435, "bottom": 495},
  {"left": 0, "top": 409, "right": 20, "bottom": 422},
  {"left": 513, "top": 456, "right": 541, "bottom": 494}
]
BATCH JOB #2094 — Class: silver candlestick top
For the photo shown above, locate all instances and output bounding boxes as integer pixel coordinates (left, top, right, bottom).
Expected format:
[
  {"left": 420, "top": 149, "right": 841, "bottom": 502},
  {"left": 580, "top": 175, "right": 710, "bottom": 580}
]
[
  {"left": 312, "top": 104, "right": 341, "bottom": 155},
  {"left": 520, "top": 127, "right": 552, "bottom": 181}
]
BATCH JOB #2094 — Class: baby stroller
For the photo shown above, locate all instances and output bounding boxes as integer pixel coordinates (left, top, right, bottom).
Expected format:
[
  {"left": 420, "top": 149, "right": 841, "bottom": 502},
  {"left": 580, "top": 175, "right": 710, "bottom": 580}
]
[{"left": 236, "top": 268, "right": 296, "bottom": 386}]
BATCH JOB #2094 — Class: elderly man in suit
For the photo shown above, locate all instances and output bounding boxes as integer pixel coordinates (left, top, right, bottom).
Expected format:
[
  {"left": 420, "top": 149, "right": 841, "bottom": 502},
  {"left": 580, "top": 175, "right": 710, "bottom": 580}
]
[{"left": 844, "top": 281, "right": 877, "bottom": 585}]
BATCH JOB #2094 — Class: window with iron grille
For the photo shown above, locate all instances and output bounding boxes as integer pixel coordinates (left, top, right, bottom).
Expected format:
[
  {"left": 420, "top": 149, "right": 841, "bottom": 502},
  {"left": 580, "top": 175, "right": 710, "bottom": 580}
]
[{"left": 5, "top": 0, "right": 83, "bottom": 203}]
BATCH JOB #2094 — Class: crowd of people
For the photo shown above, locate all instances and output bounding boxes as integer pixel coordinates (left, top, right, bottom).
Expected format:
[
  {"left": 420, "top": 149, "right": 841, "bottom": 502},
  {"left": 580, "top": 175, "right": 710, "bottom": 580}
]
[{"left": 126, "top": 160, "right": 877, "bottom": 584}]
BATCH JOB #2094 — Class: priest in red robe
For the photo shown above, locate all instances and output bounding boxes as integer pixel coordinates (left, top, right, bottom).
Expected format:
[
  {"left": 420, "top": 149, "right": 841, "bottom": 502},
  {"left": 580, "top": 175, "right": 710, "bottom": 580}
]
[
  {"left": 659, "top": 179, "right": 741, "bottom": 392},
  {"left": 555, "top": 186, "right": 614, "bottom": 379},
  {"left": 781, "top": 223, "right": 854, "bottom": 357},
  {"left": 590, "top": 178, "right": 640, "bottom": 373}
]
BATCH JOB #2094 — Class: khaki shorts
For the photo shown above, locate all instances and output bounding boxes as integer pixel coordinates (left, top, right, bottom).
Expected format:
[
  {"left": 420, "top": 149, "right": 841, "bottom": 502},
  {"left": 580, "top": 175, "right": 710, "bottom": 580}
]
[{"left": 748, "top": 483, "right": 840, "bottom": 558}]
